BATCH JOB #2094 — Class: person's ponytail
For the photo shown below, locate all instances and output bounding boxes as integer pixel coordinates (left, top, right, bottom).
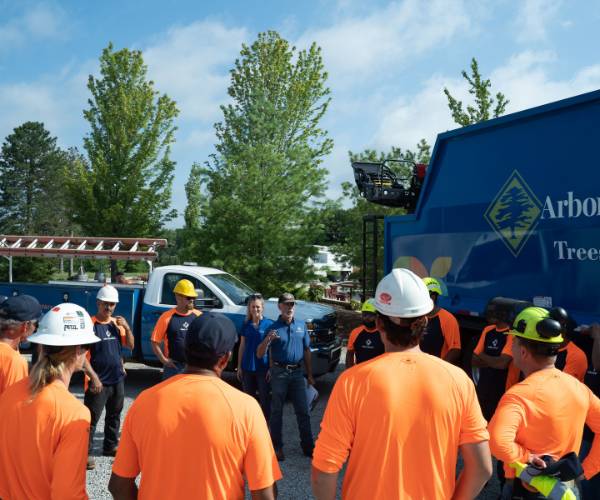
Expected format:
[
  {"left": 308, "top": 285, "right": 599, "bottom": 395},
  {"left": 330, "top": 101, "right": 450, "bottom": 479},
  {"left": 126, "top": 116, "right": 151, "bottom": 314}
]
[{"left": 29, "top": 346, "right": 77, "bottom": 397}]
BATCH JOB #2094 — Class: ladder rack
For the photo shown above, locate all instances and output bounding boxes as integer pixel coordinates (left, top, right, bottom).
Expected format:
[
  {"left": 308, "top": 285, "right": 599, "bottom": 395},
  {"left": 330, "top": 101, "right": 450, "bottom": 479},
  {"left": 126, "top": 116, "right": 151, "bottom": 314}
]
[{"left": 0, "top": 235, "right": 168, "bottom": 282}]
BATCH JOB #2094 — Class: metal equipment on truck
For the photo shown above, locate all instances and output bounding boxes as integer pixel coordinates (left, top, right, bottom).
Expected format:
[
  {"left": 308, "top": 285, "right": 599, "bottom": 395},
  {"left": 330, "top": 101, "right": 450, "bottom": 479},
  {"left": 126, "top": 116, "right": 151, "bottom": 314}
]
[
  {"left": 0, "top": 235, "right": 341, "bottom": 376},
  {"left": 353, "top": 88, "right": 600, "bottom": 329}
]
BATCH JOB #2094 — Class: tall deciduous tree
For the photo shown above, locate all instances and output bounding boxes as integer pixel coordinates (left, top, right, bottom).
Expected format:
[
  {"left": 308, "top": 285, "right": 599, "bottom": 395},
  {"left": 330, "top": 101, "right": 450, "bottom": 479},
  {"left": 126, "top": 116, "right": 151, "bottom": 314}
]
[
  {"left": 444, "top": 58, "right": 509, "bottom": 126},
  {"left": 197, "top": 31, "right": 333, "bottom": 296},
  {"left": 68, "top": 43, "right": 178, "bottom": 239}
]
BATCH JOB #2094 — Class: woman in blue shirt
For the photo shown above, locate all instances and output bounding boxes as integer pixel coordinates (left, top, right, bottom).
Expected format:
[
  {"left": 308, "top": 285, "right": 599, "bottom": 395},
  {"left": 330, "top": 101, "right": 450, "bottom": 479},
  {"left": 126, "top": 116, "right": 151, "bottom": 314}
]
[{"left": 236, "top": 294, "right": 272, "bottom": 419}]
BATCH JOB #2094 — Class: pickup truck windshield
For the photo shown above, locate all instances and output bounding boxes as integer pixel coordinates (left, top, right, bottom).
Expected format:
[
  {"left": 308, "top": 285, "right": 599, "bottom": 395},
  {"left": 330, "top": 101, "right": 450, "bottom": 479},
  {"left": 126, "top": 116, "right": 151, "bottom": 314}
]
[{"left": 205, "top": 273, "right": 254, "bottom": 305}]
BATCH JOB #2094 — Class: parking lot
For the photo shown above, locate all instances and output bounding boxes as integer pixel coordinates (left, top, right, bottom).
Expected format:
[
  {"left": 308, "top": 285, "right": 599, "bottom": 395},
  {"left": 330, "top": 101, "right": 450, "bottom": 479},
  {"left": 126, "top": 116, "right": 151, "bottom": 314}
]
[{"left": 77, "top": 351, "right": 501, "bottom": 499}]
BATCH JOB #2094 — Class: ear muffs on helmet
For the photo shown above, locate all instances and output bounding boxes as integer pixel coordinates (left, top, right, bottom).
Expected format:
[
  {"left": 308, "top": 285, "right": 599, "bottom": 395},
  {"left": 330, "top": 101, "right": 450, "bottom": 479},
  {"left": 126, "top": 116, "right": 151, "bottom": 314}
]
[
  {"left": 549, "top": 307, "right": 569, "bottom": 327},
  {"left": 536, "top": 318, "right": 563, "bottom": 340},
  {"left": 515, "top": 319, "right": 527, "bottom": 333}
]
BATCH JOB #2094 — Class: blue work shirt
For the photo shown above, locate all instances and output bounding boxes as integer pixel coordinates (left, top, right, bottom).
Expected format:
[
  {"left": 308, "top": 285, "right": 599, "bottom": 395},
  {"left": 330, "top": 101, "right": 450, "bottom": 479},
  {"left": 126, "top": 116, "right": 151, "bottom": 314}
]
[
  {"left": 240, "top": 318, "right": 273, "bottom": 372},
  {"left": 89, "top": 318, "right": 125, "bottom": 385},
  {"left": 269, "top": 316, "right": 310, "bottom": 365}
]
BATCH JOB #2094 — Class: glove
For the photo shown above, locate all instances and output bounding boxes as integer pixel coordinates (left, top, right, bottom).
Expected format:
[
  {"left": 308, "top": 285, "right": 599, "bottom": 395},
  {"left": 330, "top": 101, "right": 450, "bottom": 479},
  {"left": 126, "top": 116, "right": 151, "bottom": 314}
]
[{"left": 509, "top": 461, "right": 577, "bottom": 500}]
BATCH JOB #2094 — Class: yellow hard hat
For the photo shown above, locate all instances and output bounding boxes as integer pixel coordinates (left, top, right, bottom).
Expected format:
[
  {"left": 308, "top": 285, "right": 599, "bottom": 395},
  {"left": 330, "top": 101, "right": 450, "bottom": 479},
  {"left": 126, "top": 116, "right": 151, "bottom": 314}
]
[
  {"left": 173, "top": 279, "right": 198, "bottom": 298},
  {"left": 361, "top": 298, "right": 377, "bottom": 314},
  {"left": 423, "top": 277, "right": 442, "bottom": 296},
  {"left": 509, "top": 307, "right": 564, "bottom": 344}
]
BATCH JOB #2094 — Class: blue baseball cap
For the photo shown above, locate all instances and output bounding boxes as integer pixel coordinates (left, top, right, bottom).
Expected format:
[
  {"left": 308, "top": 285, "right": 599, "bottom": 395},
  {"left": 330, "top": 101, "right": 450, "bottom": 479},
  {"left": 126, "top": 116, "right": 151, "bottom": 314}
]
[
  {"left": 185, "top": 312, "right": 238, "bottom": 357},
  {"left": 0, "top": 295, "right": 42, "bottom": 322}
]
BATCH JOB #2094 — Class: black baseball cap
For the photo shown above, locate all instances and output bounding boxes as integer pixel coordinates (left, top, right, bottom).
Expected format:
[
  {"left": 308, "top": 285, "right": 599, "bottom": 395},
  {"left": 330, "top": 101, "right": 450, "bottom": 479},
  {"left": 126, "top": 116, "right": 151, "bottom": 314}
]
[
  {"left": 0, "top": 295, "right": 42, "bottom": 322},
  {"left": 185, "top": 312, "right": 238, "bottom": 356},
  {"left": 278, "top": 292, "right": 295, "bottom": 304}
]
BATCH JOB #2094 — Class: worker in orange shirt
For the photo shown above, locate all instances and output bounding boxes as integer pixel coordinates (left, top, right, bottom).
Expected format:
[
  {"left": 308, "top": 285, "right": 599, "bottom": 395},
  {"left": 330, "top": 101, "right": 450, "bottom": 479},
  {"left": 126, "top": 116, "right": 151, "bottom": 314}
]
[
  {"left": 312, "top": 268, "right": 492, "bottom": 500},
  {"left": 0, "top": 295, "right": 41, "bottom": 395},
  {"left": 345, "top": 298, "right": 384, "bottom": 368},
  {"left": 109, "top": 312, "right": 281, "bottom": 500},
  {"left": 151, "top": 279, "right": 201, "bottom": 379},
  {"left": 421, "top": 277, "right": 461, "bottom": 364},
  {"left": 0, "top": 303, "right": 100, "bottom": 500},
  {"left": 489, "top": 307, "right": 600, "bottom": 499},
  {"left": 553, "top": 313, "right": 588, "bottom": 382}
]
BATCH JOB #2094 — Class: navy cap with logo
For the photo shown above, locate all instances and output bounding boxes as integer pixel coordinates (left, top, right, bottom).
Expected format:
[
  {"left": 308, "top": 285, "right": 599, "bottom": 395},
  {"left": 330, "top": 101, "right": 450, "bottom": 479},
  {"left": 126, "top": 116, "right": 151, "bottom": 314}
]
[
  {"left": 0, "top": 295, "right": 42, "bottom": 322},
  {"left": 185, "top": 312, "right": 238, "bottom": 356},
  {"left": 278, "top": 292, "right": 295, "bottom": 304}
]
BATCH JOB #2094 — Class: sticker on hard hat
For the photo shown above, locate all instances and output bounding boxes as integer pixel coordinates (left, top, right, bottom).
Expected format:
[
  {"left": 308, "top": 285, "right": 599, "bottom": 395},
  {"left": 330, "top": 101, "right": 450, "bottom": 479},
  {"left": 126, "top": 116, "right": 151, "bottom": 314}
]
[
  {"left": 379, "top": 292, "right": 392, "bottom": 305},
  {"left": 52, "top": 306, "right": 61, "bottom": 312}
]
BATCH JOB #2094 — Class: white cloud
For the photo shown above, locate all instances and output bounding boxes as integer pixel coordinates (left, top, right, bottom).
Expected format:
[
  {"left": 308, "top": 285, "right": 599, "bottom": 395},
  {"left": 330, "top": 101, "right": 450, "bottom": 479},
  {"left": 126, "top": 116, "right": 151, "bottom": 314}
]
[
  {"left": 144, "top": 21, "right": 248, "bottom": 124},
  {"left": 371, "top": 50, "right": 600, "bottom": 163},
  {"left": 297, "top": 0, "right": 471, "bottom": 86},
  {"left": 0, "top": 3, "right": 68, "bottom": 50},
  {"left": 514, "top": 0, "right": 562, "bottom": 42}
]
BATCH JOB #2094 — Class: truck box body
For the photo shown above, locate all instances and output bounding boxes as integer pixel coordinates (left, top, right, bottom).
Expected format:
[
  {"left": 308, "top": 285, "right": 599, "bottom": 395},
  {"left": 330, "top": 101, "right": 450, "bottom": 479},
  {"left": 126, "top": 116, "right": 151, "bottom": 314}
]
[
  {"left": 384, "top": 89, "right": 600, "bottom": 326},
  {"left": 1, "top": 265, "right": 341, "bottom": 376}
]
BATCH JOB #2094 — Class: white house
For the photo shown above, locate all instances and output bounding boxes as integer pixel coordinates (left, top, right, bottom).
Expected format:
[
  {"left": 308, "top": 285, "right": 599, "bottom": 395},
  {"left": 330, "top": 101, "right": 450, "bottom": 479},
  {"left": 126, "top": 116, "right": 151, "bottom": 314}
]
[{"left": 309, "top": 245, "right": 352, "bottom": 280}]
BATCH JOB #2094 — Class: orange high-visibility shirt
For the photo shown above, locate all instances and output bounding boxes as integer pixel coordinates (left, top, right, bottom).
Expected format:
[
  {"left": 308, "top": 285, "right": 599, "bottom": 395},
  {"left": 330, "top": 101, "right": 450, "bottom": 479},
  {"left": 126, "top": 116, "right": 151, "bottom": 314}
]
[
  {"left": 0, "top": 342, "right": 28, "bottom": 395},
  {"left": 313, "top": 351, "right": 489, "bottom": 499},
  {"left": 556, "top": 342, "right": 588, "bottom": 382},
  {"left": 489, "top": 368, "right": 600, "bottom": 479},
  {"left": 113, "top": 373, "right": 282, "bottom": 499},
  {"left": 0, "top": 378, "right": 90, "bottom": 500}
]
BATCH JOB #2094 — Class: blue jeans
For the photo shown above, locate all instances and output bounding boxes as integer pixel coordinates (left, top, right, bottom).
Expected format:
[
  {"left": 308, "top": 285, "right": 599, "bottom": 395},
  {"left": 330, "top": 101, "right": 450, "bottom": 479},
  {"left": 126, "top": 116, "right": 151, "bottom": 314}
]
[
  {"left": 242, "top": 370, "right": 271, "bottom": 420},
  {"left": 162, "top": 361, "right": 185, "bottom": 380},
  {"left": 269, "top": 365, "right": 313, "bottom": 451}
]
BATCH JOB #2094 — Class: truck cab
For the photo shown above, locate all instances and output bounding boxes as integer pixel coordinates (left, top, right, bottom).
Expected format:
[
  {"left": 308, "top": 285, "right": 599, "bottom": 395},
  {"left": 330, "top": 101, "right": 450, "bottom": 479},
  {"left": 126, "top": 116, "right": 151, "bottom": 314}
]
[{"left": 137, "top": 265, "right": 341, "bottom": 376}]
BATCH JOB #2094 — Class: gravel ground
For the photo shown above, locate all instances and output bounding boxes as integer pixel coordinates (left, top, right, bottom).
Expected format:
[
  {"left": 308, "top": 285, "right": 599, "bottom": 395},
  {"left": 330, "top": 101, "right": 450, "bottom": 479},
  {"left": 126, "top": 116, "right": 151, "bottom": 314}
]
[{"left": 73, "top": 351, "right": 501, "bottom": 499}]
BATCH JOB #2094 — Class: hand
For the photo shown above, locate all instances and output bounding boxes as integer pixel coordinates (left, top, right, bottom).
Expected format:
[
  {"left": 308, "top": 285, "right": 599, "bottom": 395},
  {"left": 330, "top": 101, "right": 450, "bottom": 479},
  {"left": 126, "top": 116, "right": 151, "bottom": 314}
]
[
  {"left": 528, "top": 454, "right": 547, "bottom": 469},
  {"left": 115, "top": 316, "right": 129, "bottom": 329},
  {"left": 90, "top": 377, "right": 103, "bottom": 394},
  {"left": 164, "top": 358, "right": 176, "bottom": 369},
  {"left": 307, "top": 375, "right": 315, "bottom": 386},
  {"left": 267, "top": 330, "right": 280, "bottom": 344},
  {"left": 236, "top": 368, "right": 243, "bottom": 382}
]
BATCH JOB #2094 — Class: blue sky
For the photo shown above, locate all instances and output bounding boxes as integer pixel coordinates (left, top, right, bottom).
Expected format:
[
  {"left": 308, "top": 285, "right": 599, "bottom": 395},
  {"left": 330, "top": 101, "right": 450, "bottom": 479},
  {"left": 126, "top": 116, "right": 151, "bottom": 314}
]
[{"left": 2, "top": 0, "right": 600, "bottom": 228}]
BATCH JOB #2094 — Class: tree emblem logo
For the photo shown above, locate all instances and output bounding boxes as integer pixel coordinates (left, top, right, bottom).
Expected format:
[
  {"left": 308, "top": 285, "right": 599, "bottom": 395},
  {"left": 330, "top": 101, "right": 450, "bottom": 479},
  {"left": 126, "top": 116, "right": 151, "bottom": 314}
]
[{"left": 484, "top": 170, "right": 542, "bottom": 256}]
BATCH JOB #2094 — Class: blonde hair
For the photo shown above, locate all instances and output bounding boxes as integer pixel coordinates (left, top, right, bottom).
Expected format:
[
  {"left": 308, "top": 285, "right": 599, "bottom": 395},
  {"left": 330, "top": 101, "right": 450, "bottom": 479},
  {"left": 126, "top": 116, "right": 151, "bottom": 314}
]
[
  {"left": 29, "top": 346, "right": 78, "bottom": 397},
  {"left": 246, "top": 296, "right": 265, "bottom": 322}
]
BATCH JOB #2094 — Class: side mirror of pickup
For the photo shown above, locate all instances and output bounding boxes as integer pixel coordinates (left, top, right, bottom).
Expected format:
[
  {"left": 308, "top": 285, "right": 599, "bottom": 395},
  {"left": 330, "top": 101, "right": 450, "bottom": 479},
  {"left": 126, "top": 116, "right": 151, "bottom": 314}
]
[{"left": 194, "top": 297, "right": 223, "bottom": 310}]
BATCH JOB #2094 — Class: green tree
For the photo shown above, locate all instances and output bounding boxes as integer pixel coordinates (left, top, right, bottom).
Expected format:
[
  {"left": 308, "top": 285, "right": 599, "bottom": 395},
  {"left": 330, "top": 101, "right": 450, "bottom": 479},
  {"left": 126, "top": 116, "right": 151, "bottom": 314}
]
[
  {"left": 196, "top": 31, "right": 333, "bottom": 296},
  {"left": 68, "top": 43, "right": 178, "bottom": 239},
  {"left": 444, "top": 58, "right": 509, "bottom": 126},
  {"left": 0, "top": 121, "right": 75, "bottom": 235}
]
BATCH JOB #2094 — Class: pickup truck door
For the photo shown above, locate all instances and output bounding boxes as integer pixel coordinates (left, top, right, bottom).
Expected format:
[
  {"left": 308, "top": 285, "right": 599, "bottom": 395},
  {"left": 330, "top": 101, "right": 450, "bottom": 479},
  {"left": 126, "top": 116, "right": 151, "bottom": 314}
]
[{"left": 140, "top": 271, "right": 245, "bottom": 362}]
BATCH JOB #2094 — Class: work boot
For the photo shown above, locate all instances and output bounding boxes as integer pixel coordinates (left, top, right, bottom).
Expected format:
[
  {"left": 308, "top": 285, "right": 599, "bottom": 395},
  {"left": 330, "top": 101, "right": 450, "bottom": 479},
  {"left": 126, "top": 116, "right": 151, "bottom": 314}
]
[
  {"left": 275, "top": 448, "right": 285, "bottom": 462},
  {"left": 86, "top": 457, "right": 96, "bottom": 470}
]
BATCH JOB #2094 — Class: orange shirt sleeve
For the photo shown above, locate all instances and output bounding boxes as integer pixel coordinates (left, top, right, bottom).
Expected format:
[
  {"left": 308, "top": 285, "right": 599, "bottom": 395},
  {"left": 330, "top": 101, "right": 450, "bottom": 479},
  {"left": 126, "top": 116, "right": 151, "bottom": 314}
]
[
  {"left": 500, "top": 333, "right": 513, "bottom": 357},
  {"left": 347, "top": 327, "right": 361, "bottom": 351},
  {"left": 51, "top": 406, "right": 91, "bottom": 499},
  {"left": 242, "top": 401, "right": 282, "bottom": 490},
  {"left": 439, "top": 310, "right": 461, "bottom": 358},
  {"left": 488, "top": 393, "right": 530, "bottom": 466},
  {"left": 150, "top": 310, "right": 173, "bottom": 344},
  {"left": 312, "top": 372, "right": 355, "bottom": 473},
  {"left": 473, "top": 326, "right": 494, "bottom": 355},
  {"left": 564, "top": 344, "right": 587, "bottom": 382},
  {"left": 459, "top": 377, "right": 490, "bottom": 444},
  {"left": 112, "top": 406, "right": 140, "bottom": 479},
  {"left": 583, "top": 389, "right": 600, "bottom": 479}
]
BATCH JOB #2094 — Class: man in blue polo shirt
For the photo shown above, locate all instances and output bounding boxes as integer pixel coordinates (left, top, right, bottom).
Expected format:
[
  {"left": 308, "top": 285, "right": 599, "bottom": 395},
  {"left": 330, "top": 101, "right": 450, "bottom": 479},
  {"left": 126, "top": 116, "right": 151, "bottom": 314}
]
[
  {"left": 257, "top": 292, "right": 314, "bottom": 462},
  {"left": 83, "top": 285, "right": 134, "bottom": 470}
]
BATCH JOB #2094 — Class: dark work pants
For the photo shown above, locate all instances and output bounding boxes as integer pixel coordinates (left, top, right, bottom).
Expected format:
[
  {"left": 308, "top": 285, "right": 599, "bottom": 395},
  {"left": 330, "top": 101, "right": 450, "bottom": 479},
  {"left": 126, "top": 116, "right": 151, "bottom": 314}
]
[
  {"left": 242, "top": 370, "right": 271, "bottom": 421},
  {"left": 269, "top": 365, "right": 313, "bottom": 452},
  {"left": 84, "top": 379, "right": 125, "bottom": 453}
]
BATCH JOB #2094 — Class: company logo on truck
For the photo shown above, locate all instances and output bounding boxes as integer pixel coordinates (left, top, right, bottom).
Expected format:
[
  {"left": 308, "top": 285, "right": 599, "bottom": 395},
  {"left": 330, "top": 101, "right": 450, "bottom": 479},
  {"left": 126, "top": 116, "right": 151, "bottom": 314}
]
[{"left": 484, "top": 170, "right": 542, "bottom": 257}]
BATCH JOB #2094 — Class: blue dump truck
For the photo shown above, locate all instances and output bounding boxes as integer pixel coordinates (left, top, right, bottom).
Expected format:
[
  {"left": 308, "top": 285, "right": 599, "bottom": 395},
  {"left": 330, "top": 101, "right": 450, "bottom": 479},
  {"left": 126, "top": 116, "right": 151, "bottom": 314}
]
[
  {"left": 353, "top": 88, "right": 600, "bottom": 330},
  {"left": 0, "top": 264, "right": 341, "bottom": 376}
]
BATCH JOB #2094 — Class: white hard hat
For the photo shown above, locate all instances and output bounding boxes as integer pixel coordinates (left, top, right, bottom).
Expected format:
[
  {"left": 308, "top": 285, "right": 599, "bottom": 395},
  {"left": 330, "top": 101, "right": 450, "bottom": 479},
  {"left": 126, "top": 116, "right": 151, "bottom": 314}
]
[
  {"left": 28, "top": 303, "right": 100, "bottom": 347},
  {"left": 97, "top": 285, "right": 119, "bottom": 303},
  {"left": 374, "top": 268, "right": 434, "bottom": 318}
]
